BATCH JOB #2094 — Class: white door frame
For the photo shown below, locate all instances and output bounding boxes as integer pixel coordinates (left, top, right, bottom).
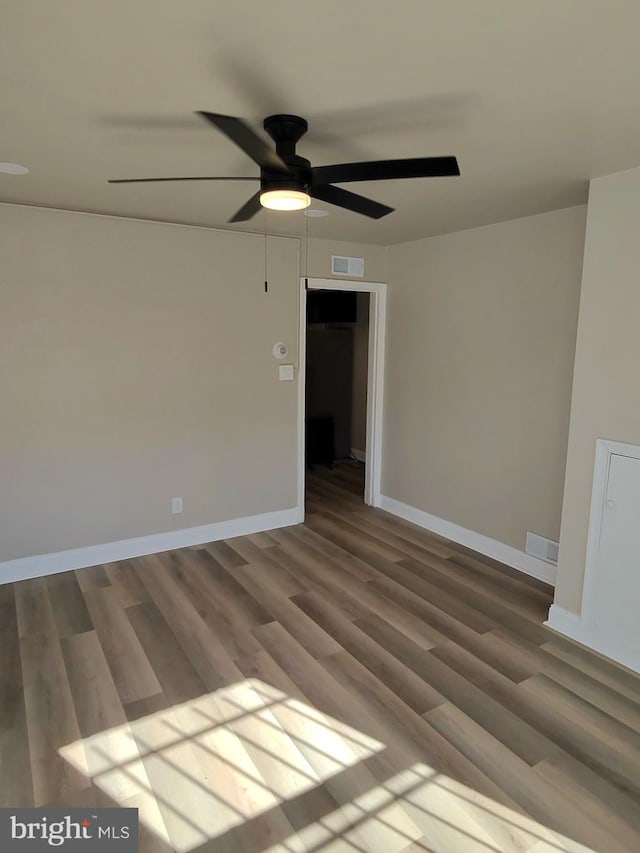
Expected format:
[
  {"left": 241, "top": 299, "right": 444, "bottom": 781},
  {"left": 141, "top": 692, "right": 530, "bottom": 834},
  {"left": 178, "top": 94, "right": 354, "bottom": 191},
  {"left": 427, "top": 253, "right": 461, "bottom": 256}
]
[
  {"left": 546, "top": 437, "right": 640, "bottom": 675},
  {"left": 582, "top": 438, "right": 640, "bottom": 629},
  {"left": 297, "top": 276, "right": 387, "bottom": 515}
]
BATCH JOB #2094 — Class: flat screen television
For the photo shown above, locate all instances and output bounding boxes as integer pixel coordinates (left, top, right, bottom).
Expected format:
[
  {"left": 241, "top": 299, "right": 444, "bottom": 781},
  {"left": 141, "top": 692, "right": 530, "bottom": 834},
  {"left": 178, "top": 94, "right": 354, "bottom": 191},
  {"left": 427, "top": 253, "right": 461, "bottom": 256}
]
[{"left": 307, "top": 290, "right": 357, "bottom": 324}]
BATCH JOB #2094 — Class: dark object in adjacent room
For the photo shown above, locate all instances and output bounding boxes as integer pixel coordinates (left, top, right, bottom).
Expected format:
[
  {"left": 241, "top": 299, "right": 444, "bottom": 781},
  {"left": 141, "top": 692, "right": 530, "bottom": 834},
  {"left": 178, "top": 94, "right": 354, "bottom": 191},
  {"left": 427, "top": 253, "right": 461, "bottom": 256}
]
[
  {"left": 306, "top": 416, "right": 335, "bottom": 467},
  {"left": 307, "top": 290, "right": 357, "bottom": 324}
]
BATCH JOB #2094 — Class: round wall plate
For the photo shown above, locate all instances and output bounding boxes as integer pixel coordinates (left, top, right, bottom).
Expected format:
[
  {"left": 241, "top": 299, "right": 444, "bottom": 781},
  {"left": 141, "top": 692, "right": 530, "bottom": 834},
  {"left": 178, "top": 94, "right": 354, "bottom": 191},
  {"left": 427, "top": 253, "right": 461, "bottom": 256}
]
[{"left": 272, "top": 342, "right": 288, "bottom": 359}]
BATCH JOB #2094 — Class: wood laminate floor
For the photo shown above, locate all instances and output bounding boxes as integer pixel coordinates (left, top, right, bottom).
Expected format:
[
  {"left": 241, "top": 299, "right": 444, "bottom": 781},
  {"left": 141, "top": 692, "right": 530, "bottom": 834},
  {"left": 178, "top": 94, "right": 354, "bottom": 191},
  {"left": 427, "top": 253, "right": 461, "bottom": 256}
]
[{"left": 2, "top": 461, "right": 640, "bottom": 852}]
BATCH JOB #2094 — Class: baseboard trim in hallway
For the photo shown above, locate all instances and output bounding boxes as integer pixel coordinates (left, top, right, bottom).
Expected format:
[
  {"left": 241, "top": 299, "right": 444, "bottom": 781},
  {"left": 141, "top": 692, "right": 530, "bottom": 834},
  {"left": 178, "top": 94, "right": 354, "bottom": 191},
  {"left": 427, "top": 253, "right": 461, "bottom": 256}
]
[
  {"left": 379, "top": 494, "right": 557, "bottom": 586},
  {"left": 0, "top": 506, "right": 302, "bottom": 585}
]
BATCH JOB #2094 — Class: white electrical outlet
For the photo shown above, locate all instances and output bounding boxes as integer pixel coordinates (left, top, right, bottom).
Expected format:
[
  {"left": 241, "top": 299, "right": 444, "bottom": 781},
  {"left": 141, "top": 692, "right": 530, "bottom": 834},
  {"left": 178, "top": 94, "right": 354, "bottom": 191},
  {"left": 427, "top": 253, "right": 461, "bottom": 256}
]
[{"left": 171, "top": 497, "right": 183, "bottom": 514}]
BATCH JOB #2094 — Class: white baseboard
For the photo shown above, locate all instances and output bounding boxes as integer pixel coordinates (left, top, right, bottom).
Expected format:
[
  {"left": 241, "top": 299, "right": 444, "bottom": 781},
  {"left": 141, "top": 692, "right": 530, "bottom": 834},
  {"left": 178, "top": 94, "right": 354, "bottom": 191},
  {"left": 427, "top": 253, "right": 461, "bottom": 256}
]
[
  {"left": 544, "top": 604, "right": 584, "bottom": 638},
  {"left": 378, "top": 494, "right": 556, "bottom": 586},
  {"left": 545, "top": 604, "right": 640, "bottom": 675},
  {"left": 351, "top": 448, "right": 366, "bottom": 463},
  {"left": 0, "top": 507, "right": 302, "bottom": 585}
]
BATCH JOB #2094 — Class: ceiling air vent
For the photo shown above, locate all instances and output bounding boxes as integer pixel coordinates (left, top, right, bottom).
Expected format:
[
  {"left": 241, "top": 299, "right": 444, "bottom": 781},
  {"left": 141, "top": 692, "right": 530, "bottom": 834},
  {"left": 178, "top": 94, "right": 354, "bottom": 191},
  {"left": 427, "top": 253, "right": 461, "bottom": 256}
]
[{"left": 331, "top": 255, "right": 365, "bottom": 277}]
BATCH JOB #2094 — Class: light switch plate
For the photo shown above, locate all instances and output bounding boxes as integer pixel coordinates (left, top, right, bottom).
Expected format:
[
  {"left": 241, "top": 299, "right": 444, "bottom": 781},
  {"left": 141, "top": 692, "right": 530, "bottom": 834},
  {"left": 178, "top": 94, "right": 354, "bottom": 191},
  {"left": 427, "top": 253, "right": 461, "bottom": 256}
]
[{"left": 279, "top": 364, "right": 295, "bottom": 381}]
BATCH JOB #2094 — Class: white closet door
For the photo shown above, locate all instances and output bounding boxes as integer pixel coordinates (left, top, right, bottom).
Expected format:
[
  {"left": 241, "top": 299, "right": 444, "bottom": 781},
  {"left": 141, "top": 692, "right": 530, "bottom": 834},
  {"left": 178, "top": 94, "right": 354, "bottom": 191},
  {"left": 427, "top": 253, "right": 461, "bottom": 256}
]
[{"left": 594, "top": 452, "right": 640, "bottom": 655}]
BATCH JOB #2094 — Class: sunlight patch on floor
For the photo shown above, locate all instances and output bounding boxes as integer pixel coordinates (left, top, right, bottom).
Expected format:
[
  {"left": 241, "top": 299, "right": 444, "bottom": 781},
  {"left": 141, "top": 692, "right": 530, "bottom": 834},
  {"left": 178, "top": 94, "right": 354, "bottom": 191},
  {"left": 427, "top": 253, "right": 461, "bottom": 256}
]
[{"left": 60, "top": 679, "right": 596, "bottom": 853}]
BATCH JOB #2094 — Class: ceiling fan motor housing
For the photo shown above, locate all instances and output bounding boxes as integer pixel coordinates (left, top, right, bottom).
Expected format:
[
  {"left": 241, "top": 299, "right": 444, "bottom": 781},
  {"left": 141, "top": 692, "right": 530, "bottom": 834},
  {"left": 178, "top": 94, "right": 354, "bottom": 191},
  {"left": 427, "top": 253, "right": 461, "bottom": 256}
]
[{"left": 262, "top": 114, "right": 312, "bottom": 193}]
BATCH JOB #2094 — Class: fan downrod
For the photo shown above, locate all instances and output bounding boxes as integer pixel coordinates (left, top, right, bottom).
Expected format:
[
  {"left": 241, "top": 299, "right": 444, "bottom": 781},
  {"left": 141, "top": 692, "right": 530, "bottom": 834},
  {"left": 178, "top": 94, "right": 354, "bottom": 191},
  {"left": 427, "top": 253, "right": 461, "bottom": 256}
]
[{"left": 263, "top": 114, "right": 309, "bottom": 158}]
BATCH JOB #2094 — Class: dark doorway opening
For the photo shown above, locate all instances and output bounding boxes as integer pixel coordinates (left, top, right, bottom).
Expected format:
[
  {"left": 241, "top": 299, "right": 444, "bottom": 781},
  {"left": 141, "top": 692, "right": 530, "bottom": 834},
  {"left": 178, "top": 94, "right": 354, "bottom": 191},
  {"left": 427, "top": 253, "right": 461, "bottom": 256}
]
[{"left": 305, "top": 290, "right": 369, "bottom": 505}]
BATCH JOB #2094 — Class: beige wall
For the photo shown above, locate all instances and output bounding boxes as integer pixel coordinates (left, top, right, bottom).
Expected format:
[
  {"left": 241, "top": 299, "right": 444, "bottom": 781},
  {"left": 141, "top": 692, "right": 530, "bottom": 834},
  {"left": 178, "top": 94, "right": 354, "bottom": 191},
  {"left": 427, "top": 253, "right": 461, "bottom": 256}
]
[
  {"left": 2, "top": 197, "right": 592, "bottom": 574},
  {"left": 0, "top": 204, "right": 300, "bottom": 562},
  {"left": 384, "top": 206, "right": 586, "bottom": 552},
  {"left": 351, "top": 293, "right": 370, "bottom": 454},
  {"left": 555, "top": 167, "right": 640, "bottom": 614}
]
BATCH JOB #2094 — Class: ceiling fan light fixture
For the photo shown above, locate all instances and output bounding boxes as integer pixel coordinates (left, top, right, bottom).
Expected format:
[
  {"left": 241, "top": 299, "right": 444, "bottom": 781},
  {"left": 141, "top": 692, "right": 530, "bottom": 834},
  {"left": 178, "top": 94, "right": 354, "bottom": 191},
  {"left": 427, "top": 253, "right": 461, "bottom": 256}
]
[{"left": 260, "top": 188, "right": 311, "bottom": 211}]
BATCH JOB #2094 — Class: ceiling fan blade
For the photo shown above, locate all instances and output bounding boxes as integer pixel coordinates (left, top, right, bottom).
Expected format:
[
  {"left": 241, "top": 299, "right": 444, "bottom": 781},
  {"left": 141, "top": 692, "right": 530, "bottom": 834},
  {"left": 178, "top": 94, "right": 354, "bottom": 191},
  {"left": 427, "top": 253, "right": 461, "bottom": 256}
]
[
  {"left": 310, "top": 184, "right": 394, "bottom": 219},
  {"left": 108, "top": 176, "right": 259, "bottom": 184},
  {"left": 228, "top": 191, "right": 263, "bottom": 223},
  {"left": 196, "top": 112, "right": 289, "bottom": 172},
  {"left": 312, "top": 156, "right": 460, "bottom": 185}
]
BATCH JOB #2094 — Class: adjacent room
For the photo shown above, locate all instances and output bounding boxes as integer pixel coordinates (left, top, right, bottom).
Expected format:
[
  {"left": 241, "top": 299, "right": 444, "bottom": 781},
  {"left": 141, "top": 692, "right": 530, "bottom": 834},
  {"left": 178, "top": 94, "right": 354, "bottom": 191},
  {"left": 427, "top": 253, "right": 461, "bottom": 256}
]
[
  {"left": 2, "top": 2, "right": 640, "bottom": 851},
  {"left": 305, "top": 287, "right": 370, "bottom": 502}
]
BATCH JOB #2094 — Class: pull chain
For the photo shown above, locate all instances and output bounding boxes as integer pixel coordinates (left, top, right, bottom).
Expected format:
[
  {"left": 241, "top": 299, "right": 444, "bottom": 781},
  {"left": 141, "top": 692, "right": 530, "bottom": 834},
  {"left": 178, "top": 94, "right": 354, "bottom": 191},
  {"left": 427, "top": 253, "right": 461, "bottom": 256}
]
[
  {"left": 264, "top": 209, "right": 268, "bottom": 293},
  {"left": 304, "top": 200, "right": 309, "bottom": 289}
]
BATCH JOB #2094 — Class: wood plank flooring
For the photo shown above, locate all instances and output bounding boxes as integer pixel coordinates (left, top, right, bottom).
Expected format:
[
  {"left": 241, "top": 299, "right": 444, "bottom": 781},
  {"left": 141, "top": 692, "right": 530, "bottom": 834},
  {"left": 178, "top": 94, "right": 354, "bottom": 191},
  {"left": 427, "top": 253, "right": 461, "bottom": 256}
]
[{"left": 2, "top": 461, "right": 640, "bottom": 852}]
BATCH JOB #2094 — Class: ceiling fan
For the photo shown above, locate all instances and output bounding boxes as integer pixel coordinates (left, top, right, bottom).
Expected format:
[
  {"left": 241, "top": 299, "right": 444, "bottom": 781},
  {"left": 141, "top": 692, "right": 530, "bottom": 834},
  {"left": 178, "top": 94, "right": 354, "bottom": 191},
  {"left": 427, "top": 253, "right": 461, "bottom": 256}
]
[{"left": 108, "top": 111, "right": 460, "bottom": 222}]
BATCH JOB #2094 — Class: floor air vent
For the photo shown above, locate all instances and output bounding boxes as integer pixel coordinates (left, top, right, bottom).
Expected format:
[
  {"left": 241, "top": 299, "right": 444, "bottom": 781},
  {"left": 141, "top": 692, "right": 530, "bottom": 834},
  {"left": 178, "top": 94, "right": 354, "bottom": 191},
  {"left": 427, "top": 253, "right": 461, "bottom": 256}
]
[{"left": 526, "top": 531, "right": 559, "bottom": 565}]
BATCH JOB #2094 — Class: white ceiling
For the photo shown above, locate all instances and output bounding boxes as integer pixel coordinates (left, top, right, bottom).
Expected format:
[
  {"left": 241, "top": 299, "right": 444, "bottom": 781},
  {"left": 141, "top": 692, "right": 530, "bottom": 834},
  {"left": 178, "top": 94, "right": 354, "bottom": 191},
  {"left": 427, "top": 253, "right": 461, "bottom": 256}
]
[{"left": 3, "top": 1, "right": 640, "bottom": 245}]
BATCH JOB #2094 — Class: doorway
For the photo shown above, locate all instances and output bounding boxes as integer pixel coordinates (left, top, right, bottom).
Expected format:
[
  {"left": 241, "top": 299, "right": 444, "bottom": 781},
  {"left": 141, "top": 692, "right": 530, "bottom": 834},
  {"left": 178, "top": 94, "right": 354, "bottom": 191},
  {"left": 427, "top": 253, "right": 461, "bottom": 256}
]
[{"left": 297, "top": 277, "right": 386, "bottom": 516}]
